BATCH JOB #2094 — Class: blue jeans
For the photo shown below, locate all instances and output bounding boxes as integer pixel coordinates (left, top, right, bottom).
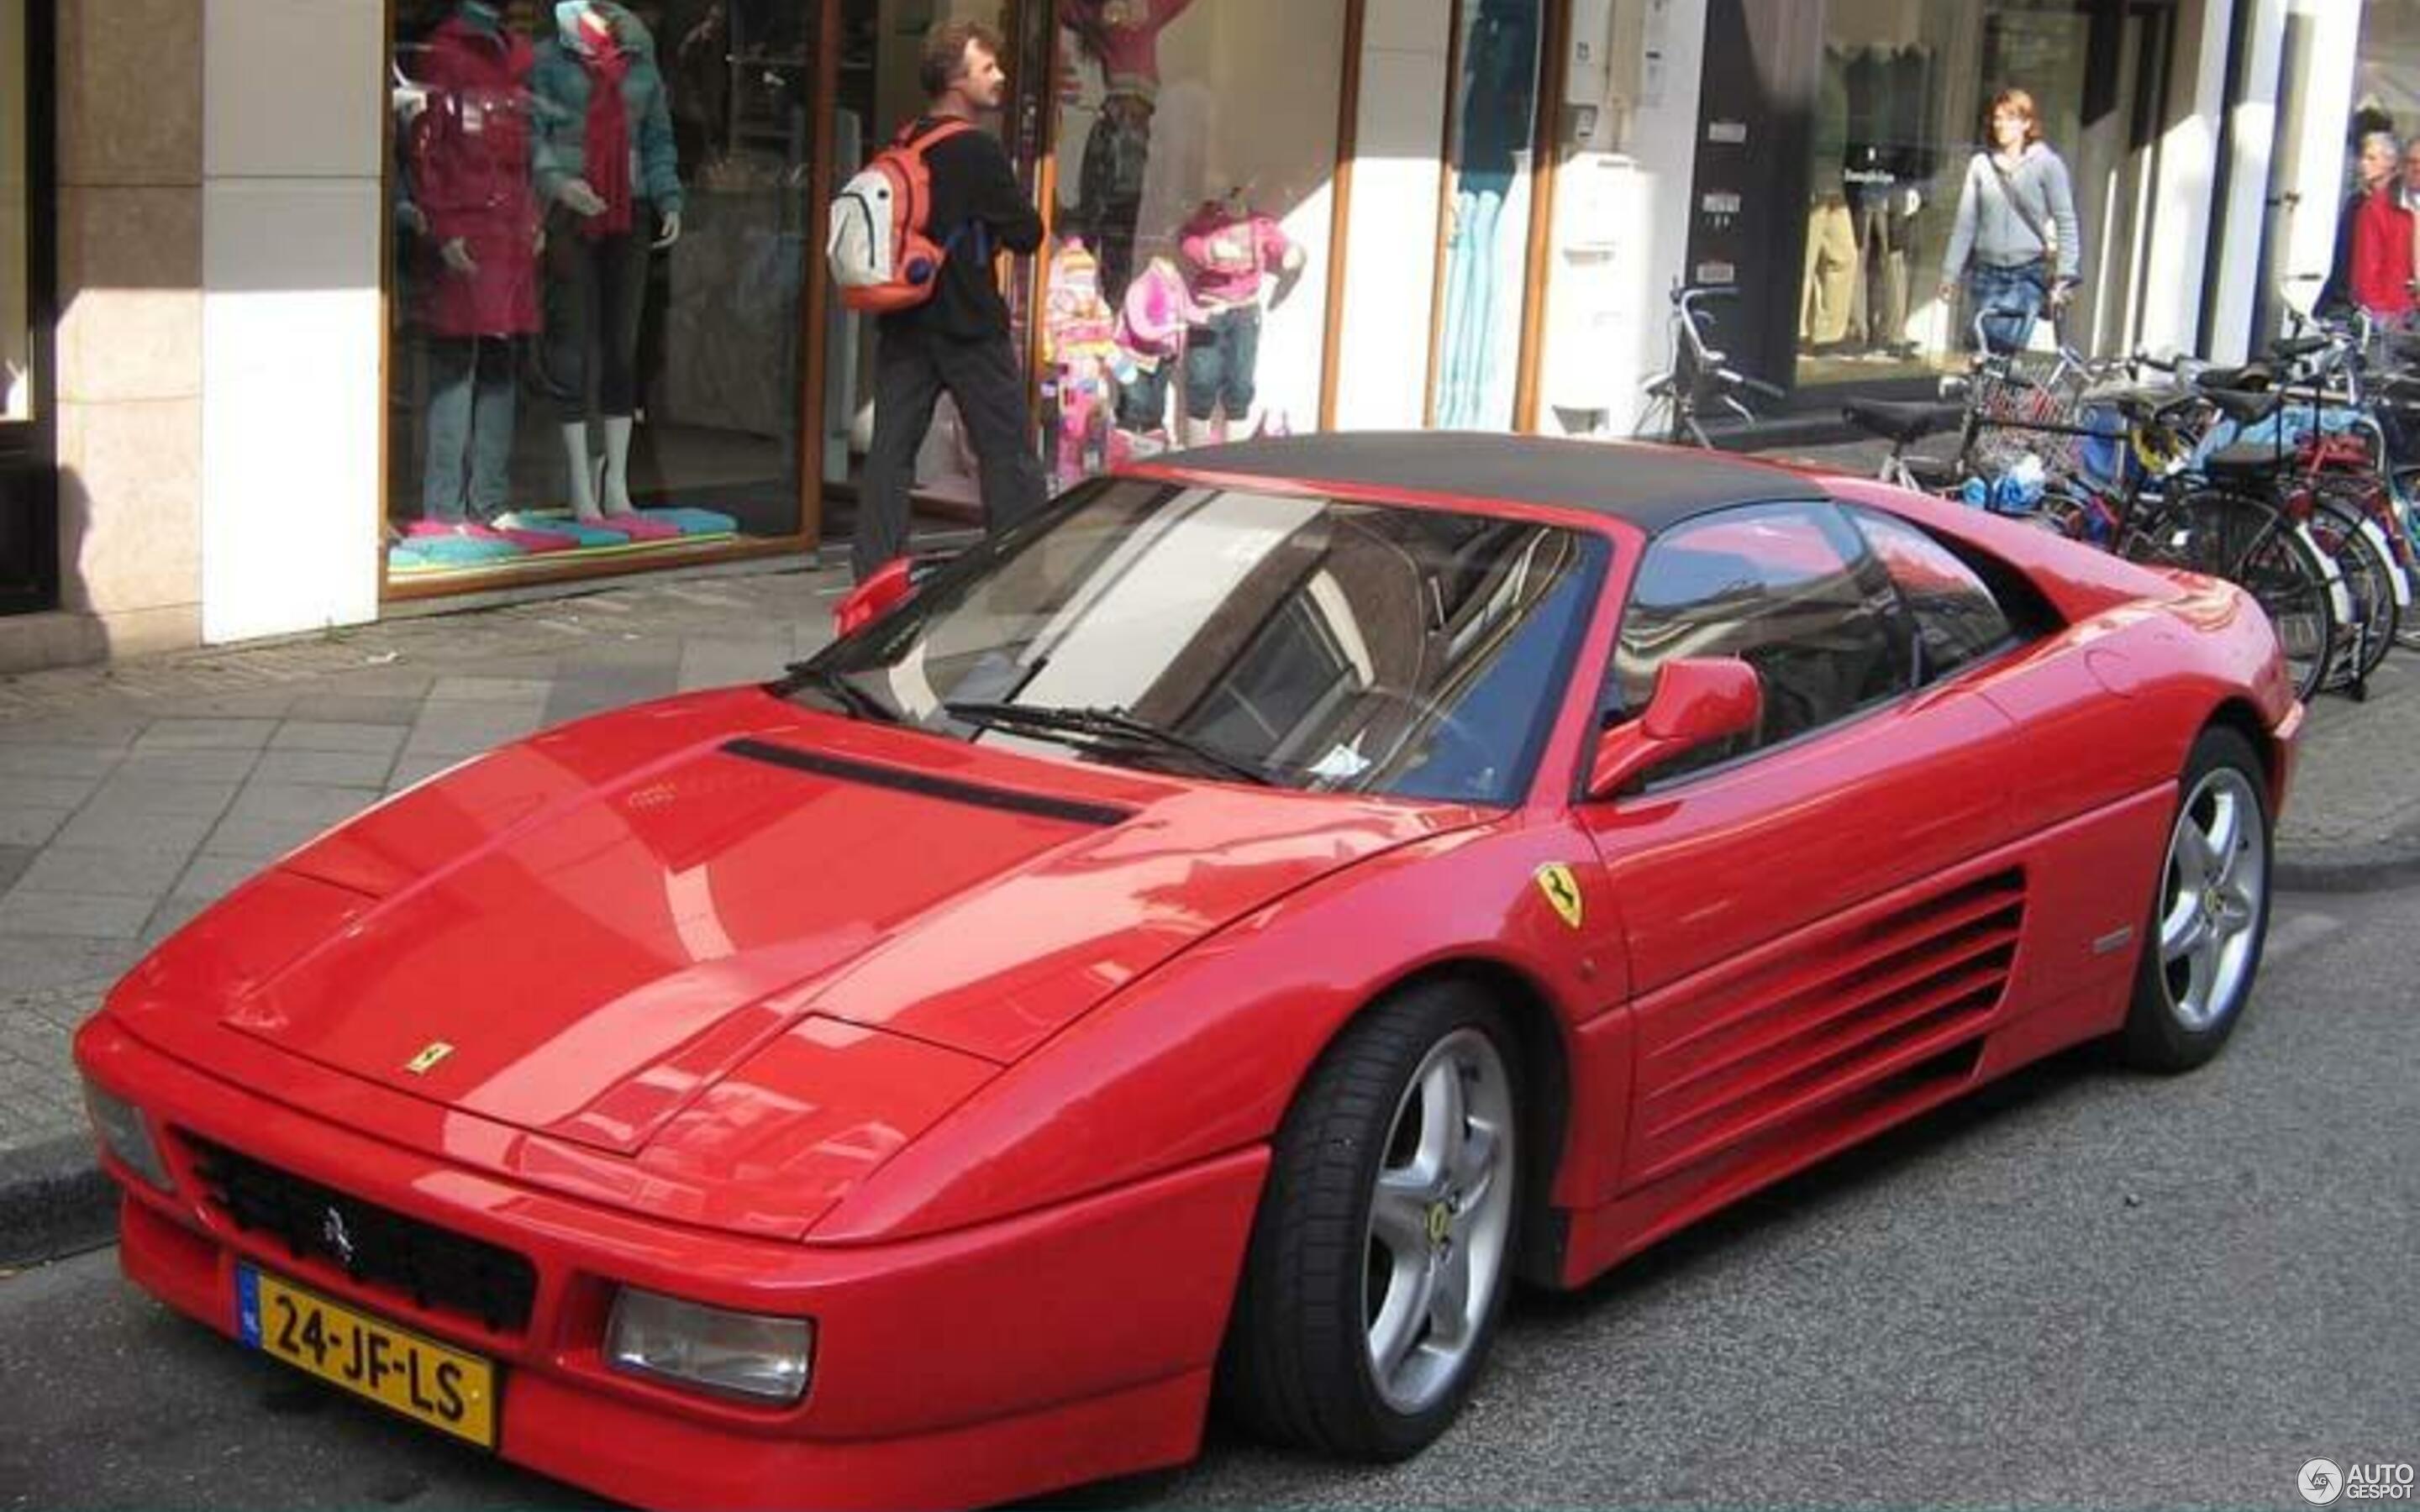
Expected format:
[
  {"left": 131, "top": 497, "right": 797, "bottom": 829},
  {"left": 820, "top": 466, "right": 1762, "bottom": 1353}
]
[
  {"left": 1184, "top": 306, "right": 1261, "bottom": 421},
  {"left": 421, "top": 336, "right": 518, "bottom": 522},
  {"left": 1967, "top": 259, "right": 2049, "bottom": 354}
]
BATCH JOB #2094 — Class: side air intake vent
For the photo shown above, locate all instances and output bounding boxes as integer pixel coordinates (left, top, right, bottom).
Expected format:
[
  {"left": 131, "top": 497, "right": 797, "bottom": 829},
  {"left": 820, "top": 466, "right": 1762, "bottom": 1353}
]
[{"left": 1632, "top": 869, "right": 2024, "bottom": 1183}]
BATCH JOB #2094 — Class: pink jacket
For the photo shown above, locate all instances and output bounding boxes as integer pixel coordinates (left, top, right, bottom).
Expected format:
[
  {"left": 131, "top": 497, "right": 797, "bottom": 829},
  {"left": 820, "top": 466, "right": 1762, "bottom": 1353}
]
[
  {"left": 1065, "top": 0, "right": 1198, "bottom": 102},
  {"left": 1180, "top": 202, "right": 1292, "bottom": 311}
]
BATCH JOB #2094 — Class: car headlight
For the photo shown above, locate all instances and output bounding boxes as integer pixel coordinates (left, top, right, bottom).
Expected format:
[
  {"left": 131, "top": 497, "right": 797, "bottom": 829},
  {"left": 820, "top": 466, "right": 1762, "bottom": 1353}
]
[
  {"left": 605, "top": 1288, "right": 813, "bottom": 1404},
  {"left": 83, "top": 1079, "right": 173, "bottom": 1192}
]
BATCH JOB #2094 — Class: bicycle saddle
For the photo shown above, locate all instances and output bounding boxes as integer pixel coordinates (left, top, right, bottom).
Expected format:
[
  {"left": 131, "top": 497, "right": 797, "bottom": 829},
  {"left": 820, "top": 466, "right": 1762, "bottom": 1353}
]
[
  {"left": 2200, "top": 386, "right": 2281, "bottom": 425},
  {"left": 2194, "top": 363, "right": 2273, "bottom": 393},
  {"left": 2268, "top": 334, "right": 2331, "bottom": 363},
  {"left": 1840, "top": 399, "right": 1963, "bottom": 446},
  {"left": 2080, "top": 381, "right": 2178, "bottom": 418}
]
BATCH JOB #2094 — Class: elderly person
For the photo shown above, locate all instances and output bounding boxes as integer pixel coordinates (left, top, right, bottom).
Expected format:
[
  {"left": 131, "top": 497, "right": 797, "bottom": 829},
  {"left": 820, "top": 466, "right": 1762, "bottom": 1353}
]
[
  {"left": 2318, "top": 129, "right": 2405, "bottom": 322},
  {"left": 1939, "top": 88, "right": 2082, "bottom": 354}
]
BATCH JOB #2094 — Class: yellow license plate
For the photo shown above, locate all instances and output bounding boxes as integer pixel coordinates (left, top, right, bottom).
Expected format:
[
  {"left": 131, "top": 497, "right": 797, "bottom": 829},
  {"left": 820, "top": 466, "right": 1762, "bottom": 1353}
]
[{"left": 236, "top": 1264, "right": 498, "bottom": 1448}]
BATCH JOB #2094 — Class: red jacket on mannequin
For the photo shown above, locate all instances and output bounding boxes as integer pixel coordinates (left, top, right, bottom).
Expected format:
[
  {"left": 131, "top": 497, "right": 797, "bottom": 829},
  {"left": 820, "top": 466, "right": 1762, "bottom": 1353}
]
[{"left": 410, "top": 7, "right": 543, "bottom": 338}]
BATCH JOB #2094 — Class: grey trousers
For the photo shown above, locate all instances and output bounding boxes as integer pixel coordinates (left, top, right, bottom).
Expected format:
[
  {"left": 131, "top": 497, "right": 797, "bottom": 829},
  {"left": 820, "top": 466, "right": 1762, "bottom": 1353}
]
[{"left": 855, "top": 325, "right": 1047, "bottom": 580}]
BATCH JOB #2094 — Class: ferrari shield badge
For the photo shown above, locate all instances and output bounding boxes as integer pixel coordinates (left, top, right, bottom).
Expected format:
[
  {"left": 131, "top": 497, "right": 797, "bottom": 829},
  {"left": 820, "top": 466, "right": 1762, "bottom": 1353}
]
[
  {"left": 1534, "top": 864, "right": 1585, "bottom": 930},
  {"left": 403, "top": 1041, "right": 455, "bottom": 1076}
]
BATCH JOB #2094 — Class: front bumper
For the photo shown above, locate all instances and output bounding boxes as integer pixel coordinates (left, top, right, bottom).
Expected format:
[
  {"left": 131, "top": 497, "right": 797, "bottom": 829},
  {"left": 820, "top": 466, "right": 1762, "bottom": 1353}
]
[{"left": 78, "top": 1014, "right": 1265, "bottom": 1512}]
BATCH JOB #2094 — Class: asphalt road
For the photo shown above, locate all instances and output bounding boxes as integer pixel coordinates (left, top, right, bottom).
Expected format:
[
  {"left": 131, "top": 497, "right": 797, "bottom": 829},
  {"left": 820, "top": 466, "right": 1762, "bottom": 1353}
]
[{"left": 3, "top": 885, "right": 2413, "bottom": 1512}]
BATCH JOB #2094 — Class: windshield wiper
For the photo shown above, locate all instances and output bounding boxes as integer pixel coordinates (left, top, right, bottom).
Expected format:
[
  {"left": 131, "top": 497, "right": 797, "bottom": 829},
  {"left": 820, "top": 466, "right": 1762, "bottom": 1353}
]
[
  {"left": 943, "top": 700, "right": 1276, "bottom": 786},
  {"left": 782, "top": 664, "right": 900, "bottom": 724}
]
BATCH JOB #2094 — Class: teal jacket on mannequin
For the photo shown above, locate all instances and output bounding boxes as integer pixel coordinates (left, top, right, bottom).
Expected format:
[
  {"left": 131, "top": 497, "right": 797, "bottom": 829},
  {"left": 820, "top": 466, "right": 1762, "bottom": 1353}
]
[{"left": 530, "top": 1, "right": 684, "bottom": 218}]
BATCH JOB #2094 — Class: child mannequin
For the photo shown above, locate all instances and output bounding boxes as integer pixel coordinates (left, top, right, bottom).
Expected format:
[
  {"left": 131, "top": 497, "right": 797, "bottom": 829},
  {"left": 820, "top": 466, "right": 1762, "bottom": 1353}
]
[
  {"left": 1112, "top": 255, "right": 1204, "bottom": 443},
  {"left": 1177, "top": 186, "right": 1302, "bottom": 445},
  {"left": 1044, "top": 239, "right": 1121, "bottom": 485}
]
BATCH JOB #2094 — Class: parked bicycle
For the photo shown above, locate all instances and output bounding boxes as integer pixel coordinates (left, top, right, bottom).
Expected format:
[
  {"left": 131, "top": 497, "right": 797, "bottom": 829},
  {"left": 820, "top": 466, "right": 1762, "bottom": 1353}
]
[{"left": 1637, "top": 284, "right": 1785, "bottom": 448}]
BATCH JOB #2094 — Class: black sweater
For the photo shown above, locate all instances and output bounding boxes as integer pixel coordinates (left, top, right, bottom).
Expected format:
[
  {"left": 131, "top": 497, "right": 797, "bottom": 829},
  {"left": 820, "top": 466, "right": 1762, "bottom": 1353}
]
[{"left": 878, "top": 116, "right": 1044, "bottom": 342}]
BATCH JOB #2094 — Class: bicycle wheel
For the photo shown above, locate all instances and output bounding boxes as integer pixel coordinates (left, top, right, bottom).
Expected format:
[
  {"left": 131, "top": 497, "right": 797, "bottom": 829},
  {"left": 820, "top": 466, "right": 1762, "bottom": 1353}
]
[
  {"left": 2304, "top": 493, "right": 2398, "bottom": 684},
  {"left": 2121, "top": 491, "right": 2337, "bottom": 702},
  {"left": 2033, "top": 486, "right": 2112, "bottom": 545}
]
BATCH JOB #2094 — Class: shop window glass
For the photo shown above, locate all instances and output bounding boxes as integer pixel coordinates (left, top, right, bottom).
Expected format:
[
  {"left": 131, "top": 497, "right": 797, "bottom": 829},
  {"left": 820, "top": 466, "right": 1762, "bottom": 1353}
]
[
  {"left": 2357, "top": 0, "right": 2420, "bottom": 126},
  {"left": 385, "top": 0, "right": 811, "bottom": 585},
  {"left": 1, "top": 0, "right": 30, "bottom": 424},
  {"left": 1044, "top": 0, "right": 1345, "bottom": 482},
  {"left": 1433, "top": 0, "right": 1544, "bottom": 433},
  {"left": 1796, "top": 2, "right": 2126, "bottom": 389}
]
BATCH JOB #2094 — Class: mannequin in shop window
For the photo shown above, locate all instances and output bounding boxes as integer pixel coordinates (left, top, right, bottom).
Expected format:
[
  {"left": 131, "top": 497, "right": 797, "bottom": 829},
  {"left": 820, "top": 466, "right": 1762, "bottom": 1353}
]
[
  {"left": 1813, "top": 42, "right": 1928, "bottom": 359},
  {"left": 1438, "top": 0, "right": 1539, "bottom": 430},
  {"left": 1178, "top": 185, "right": 1303, "bottom": 446},
  {"left": 1043, "top": 239, "right": 1120, "bottom": 486},
  {"left": 1112, "top": 255, "right": 1205, "bottom": 446},
  {"left": 1061, "top": 0, "right": 1200, "bottom": 300},
  {"left": 408, "top": 0, "right": 544, "bottom": 531},
  {"left": 529, "top": 0, "right": 685, "bottom": 536}
]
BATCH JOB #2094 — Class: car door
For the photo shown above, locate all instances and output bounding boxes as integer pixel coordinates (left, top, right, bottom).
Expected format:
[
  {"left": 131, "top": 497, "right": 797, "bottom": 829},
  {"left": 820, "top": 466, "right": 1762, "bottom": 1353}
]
[{"left": 1572, "top": 499, "right": 2035, "bottom": 1195}]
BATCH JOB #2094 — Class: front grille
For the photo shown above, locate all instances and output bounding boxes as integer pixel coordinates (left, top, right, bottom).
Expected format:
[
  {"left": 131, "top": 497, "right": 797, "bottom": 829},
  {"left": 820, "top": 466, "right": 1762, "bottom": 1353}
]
[{"left": 185, "top": 1135, "right": 537, "bottom": 1336}]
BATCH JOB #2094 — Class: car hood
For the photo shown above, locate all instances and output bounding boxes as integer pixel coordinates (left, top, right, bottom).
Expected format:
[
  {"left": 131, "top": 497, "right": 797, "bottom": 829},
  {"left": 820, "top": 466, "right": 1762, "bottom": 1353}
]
[{"left": 144, "top": 689, "right": 1476, "bottom": 1179}]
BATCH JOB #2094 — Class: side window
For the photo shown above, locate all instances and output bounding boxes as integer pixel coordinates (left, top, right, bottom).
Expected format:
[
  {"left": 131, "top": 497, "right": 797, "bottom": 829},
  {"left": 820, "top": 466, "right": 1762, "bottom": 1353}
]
[
  {"left": 1612, "top": 501, "right": 1908, "bottom": 779},
  {"left": 1846, "top": 507, "right": 2018, "bottom": 683}
]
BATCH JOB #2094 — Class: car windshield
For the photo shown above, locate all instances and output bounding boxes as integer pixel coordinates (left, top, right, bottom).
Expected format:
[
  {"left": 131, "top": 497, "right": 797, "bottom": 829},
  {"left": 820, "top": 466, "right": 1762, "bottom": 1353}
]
[{"left": 792, "top": 478, "right": 1607, "bottom": 804}]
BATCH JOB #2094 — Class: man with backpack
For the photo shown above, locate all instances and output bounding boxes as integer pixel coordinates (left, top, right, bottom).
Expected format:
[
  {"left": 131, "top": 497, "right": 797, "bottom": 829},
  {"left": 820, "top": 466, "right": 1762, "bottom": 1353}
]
[{"left": 844, "top": 20, "right": 1045, "bottom": 582}]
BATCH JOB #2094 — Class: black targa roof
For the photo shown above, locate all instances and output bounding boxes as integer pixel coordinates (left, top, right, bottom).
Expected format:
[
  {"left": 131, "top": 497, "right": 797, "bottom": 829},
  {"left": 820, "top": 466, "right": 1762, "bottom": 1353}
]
[{"left": 1150, "top": 432, "right": 1823, "bottom": 535}]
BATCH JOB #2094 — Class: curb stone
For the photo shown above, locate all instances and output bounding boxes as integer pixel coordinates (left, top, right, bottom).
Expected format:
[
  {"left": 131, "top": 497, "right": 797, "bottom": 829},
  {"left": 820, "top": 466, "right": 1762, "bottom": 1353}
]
[
  {"left": 0, "top": 1131, "right": 117, "bottom": 1269},
  {"left": 2273, "top": 832, "right": 2420, "bottom": 894}
]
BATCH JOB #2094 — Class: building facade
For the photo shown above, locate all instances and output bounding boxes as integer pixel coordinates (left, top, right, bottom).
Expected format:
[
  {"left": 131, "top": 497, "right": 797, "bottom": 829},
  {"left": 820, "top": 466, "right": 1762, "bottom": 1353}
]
[{"left": 0, "top": 0, "right": 2391, "bottom": 672}]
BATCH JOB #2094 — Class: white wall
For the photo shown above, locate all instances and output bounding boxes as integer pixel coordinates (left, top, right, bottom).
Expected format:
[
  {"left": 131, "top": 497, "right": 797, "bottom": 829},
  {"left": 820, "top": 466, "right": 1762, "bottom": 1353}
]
[
  {"left": 2135, "top": 0, "right": 2237, "bottom": 358},
  {"left": 2207, "top": 0, "right": 2289, "bottom": 362},
  {"left": 1331, "top": 0, "right": 1452, "bottom": 431},
  {"left": 200, "top": 0, "right": 383, "bottom": 644},
  {"left": 2275, "top": 0, "right": 2364, "bottom": 320},
  {"left": 1539, "top": 0, "right": 1705, "bottom": 438}
]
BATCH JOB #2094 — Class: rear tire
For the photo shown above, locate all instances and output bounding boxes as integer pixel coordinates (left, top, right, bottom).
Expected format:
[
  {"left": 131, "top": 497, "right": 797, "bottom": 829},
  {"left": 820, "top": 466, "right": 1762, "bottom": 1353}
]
[
  {"left": 1218, "top": 983, "right": 1522, "bottom": 1459},
  {"left": 2118, "top": 727, "right": 2272, "bottom": 1072}
]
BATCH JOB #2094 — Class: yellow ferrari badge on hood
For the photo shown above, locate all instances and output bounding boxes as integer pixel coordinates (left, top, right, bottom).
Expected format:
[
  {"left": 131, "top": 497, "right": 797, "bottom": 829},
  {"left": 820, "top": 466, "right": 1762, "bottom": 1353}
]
[
  {"left": 404, "top": 1041, "right": 455, "bottom": 1076},
  {"left": 1534, "top": 864, "right": 1584, "bottom": 930}
]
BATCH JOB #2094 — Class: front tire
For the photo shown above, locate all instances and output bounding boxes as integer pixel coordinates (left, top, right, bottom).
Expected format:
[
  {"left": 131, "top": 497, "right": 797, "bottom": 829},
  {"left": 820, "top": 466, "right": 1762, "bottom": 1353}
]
[
  {"left": 1218, "top": 983, "right": 1521, "bottom": 1459},
  {"left": 2118, "top": 727, "right": 2272, "bottom": 1071}
]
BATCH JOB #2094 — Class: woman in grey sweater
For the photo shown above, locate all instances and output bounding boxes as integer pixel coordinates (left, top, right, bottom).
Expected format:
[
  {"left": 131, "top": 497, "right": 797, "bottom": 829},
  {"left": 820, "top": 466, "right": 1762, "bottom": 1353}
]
[{"left": 1938, "top": 88, "right": 2082, "bottom": 354}]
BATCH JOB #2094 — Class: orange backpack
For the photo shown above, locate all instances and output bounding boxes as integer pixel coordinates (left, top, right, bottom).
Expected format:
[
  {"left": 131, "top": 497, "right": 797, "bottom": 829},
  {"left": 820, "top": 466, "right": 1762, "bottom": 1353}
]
[{"left": 826, "top": 118, "right": 979, "bottom": 314}]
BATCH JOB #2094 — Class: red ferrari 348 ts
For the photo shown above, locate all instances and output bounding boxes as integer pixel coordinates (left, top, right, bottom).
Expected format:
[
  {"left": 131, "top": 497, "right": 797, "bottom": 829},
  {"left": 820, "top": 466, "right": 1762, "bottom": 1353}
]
[{"left": 76, "top": 434, "right": 2297, "bottom": 1509}]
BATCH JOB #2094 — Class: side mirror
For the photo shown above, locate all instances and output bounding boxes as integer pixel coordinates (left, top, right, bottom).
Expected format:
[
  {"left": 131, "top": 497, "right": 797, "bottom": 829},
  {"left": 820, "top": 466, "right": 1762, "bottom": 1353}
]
[
  {"left": 832, "top": 556, "right": 920, "bottom": 638},
  {"left": 1586, "top": 657, "right": 1762, "bottom": 801}
]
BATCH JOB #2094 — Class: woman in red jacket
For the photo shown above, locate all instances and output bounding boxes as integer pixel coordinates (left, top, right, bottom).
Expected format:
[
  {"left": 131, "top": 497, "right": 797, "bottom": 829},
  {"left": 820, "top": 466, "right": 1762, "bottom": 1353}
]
[{"left": 2347, "top": 131, "right": 2417, "bottom": 327}]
